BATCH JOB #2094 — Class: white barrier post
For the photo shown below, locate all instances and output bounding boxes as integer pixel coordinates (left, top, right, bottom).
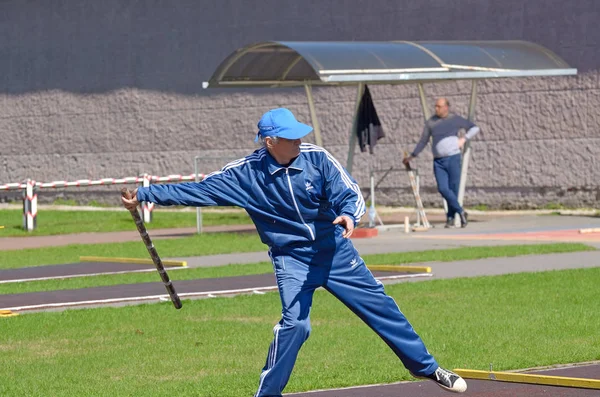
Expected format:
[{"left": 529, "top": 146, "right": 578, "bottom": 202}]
[
  {"left": 194, "top": 157, "right": 203, "bottom": 234},
  {"left": 415, "top": 171, "right": 421, "bottom": 226},
  {"left": 141, "top": 174, "right": 153, "bottom": 223},
  {"left": 368, "top": 172, "right": 376, "bottom": 228},
  {"left": 22, "top": 179, "right": 37, "bottom": 231}
]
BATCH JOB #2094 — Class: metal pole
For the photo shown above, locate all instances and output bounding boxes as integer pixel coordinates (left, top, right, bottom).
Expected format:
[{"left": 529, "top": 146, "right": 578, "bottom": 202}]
[
  {"left": 369, "top": 171, "right": 376, "bottom": 228},
  {"left": 457, "top": 80, "right": 477, "bottom": 207},
  {"left": 346, "top": 83, "right": 364, "bottom": 173},
  {"left": 305, "top": 84, "right": 323, "bottom": 147},
  {"left": 416, "top": 171, "right": 421, "bottom": 226},
  {"left": 194, "top": 156, "right": 202, "bottom": 234},
  {"left": 417, "top": 83, "right": 431, "bottom": 121},
  {"left": 22, "top": 181, "right": 27, "bottom": 231}
]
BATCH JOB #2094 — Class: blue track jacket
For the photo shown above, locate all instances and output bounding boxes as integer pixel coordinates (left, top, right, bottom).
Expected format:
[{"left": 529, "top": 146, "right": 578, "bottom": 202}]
[{"left": 136, "top": 143, "right": 366, "bottom": 251}]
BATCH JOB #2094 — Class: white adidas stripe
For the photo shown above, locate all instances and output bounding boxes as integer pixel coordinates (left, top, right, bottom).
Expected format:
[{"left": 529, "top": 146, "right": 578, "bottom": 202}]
[
  {"left": 255, "top": 322, "right": 282, "bottom": 397},
  {"left": 300, "top": 145, "right": 362, "bottom": 196},
  {"left": 300, "top": 144, "right": 366, "bottom": 219}
]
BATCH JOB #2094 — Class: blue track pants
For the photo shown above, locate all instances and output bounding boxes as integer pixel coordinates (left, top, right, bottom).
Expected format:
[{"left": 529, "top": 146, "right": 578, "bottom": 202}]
[
  {"left": 254, "top": 238, "right": 438, "bottom": 397},
  {"left": 433, "top": 153, "right": 464, "bottom": 220}
]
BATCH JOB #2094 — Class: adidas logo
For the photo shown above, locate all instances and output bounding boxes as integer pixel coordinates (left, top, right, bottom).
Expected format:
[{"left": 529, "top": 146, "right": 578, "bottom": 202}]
[
  {"left": 305, "top": 181, "right": 314, "bottom": 191},
  {"left": 350, "top": 258, "right": 358, "bottom": 268}
]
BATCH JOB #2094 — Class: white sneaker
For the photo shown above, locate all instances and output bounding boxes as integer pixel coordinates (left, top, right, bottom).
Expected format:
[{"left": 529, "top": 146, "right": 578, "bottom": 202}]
[
  {"left": 411, "top": 367, "right": 467, "bottom": 393},
  {"left": 426, "top": 367, "right": 467, "bottom": 393}
]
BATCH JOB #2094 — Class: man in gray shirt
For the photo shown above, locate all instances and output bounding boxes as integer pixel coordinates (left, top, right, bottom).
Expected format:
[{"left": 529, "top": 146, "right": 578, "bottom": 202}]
[{"left": 403, "top": 98, "right": 480, "bottom": 228}]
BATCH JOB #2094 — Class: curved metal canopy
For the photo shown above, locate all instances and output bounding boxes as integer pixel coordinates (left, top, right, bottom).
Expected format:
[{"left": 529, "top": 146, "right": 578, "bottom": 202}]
[{"left": 203, "top": 40, "right": 576, "bottom": 88}]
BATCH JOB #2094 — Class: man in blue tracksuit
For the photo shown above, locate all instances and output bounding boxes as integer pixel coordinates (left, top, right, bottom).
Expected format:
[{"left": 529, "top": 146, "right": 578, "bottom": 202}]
[{"left": 122, "top": 108, "right": 467, "bottom": 396}]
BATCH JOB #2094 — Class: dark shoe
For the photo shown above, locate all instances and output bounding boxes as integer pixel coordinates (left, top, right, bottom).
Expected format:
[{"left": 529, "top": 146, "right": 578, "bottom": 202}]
[
  {"left": 426, "top": 367, "right": 468, "bottom": 393},
  {"left": 459, "top": 211, "right": 468, "bottom": 228},
  {"left": 444, "top": 218, "right": 454, "bottom": 228}
]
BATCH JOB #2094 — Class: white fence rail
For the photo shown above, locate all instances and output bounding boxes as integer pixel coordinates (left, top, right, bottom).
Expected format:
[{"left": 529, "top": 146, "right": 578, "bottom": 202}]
[
  {"left": 0, "top": 174, "right": 202, "bottom": 191},
  {"left": 0, "top": 173, "right": 206, "bottom": 232}
]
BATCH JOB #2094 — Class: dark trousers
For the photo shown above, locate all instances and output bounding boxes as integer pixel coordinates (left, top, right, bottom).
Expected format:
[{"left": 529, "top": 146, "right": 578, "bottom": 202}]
[{"left": 433, "top": 154, "right": 463, "bottom": 220}]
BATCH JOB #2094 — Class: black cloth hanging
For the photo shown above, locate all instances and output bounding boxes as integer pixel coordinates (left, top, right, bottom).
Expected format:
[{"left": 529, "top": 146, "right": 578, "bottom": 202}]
[{"left": 356, "top": 85, "right": 385, "bottom": 154}]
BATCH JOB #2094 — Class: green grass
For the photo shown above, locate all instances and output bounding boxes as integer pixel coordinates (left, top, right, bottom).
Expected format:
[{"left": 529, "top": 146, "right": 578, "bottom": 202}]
[
  {"left": 0, "top": 208, "right": 253, "bottom": 236},
  {"left": 0, "top": 243, "right": 594, "bottom": 294},
  {"left": 468, "top": 204, "right": 490, "bottom": 211},
  {"left": 1, "top": 267, "right": 599, "bottom": 396},
  {"left": 51, "top": 198, "right": 119, "bottom": 208},
  {"left": 0, "top": 233, "right": 267, "bottom": 270},
  {"left": 542, "top": 202, "right": 567, "bottom": 210}
]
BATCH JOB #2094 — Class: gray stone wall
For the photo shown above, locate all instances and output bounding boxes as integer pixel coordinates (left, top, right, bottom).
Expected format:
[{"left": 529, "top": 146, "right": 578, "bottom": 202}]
[{"left": 0, "top": 0, "right": 599, "bottom": 208}]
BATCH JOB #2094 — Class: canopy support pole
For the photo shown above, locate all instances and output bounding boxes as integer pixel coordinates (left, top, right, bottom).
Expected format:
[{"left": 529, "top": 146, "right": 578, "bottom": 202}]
[
  {"left": 417, "top": 83, "right": 431, "bottom": 120},
  {"left": 304, "top": 84, "right": 323, "bottom": 146},
  {"left": 346, "top": 83, "right": 364, "bottom": 173},
  {"left": 457, "top": 80, "right": 478, "bottom": 207}
]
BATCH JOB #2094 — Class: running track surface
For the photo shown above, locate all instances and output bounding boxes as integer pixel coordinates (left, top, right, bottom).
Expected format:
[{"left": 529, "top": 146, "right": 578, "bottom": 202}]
[
  {"left": 0, "top": 267, "right": 428, "bottom": 311},
  {"left": 287, "top": 363, "right": 600, "bottom": 396}
]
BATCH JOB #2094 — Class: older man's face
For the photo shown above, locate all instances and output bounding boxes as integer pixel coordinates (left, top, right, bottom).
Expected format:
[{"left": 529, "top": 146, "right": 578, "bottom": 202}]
[
  {"left": 267, "top": 137, "right": 301, "bottom": 164},
  {"left": 435, "top": 99, "right": 449, "bottom": 118}
]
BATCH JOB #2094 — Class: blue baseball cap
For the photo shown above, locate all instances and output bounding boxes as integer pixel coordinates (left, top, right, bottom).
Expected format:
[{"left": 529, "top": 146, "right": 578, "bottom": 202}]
[{"left": 255, "top": 108, "right": 313, "bottom": 142}]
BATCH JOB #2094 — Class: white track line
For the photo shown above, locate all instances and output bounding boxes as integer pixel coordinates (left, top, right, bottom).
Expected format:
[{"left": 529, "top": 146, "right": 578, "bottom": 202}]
[
  {"left": 285, "top": 380, "right": 416, "bottom": 395},
  {"left": 3, "top": 273, "right": 431, "bottom": 312},
  {"left": 0, "top": 267, "right": 187, "bottom": 284},
  {"left": 2, "top": 286, "right": 281, "bottom": 312}
]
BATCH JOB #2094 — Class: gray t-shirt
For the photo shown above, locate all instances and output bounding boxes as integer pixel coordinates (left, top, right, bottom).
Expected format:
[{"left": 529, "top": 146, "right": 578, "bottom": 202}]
[{"left": 411, "top": 114, "right": 479, "bottom": 159}]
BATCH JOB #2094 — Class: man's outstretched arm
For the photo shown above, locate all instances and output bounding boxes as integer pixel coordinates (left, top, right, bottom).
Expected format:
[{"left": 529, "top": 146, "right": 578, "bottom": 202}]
[
  {"left": 404, "top": 124, "right": 431, "bottom": 164},
  {"left": 121, "top": 172, "right": 250, "bottom": 209}
]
